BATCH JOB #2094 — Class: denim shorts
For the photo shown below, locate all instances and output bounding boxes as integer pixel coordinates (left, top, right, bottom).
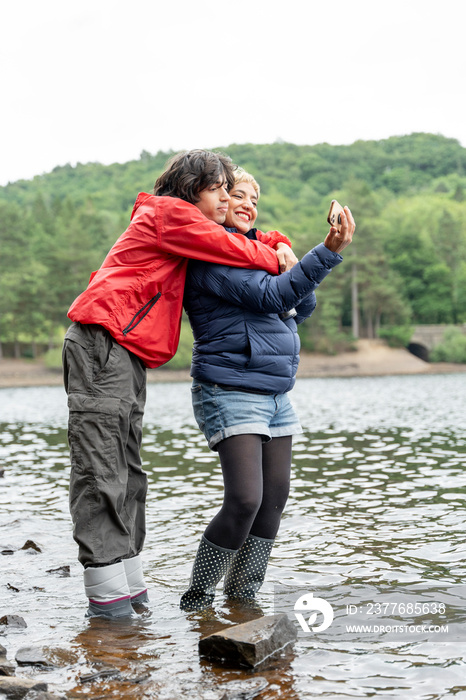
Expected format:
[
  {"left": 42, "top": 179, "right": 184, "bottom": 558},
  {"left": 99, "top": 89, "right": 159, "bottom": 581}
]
[{"left": 191, "top": 381, "right": 302, "bottom": 451}]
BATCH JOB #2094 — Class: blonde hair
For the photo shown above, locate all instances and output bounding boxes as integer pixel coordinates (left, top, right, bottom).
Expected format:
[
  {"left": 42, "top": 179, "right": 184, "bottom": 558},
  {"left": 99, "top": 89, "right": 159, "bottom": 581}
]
[{"left": 233, "top": 167, "right": 260, "bottom": 197}]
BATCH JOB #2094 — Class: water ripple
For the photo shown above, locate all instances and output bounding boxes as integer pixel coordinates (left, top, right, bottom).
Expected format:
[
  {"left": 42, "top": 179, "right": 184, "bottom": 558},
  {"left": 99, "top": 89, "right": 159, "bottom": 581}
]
[{"left": 1, "top": 375, "right": 466, "bottom": 697}]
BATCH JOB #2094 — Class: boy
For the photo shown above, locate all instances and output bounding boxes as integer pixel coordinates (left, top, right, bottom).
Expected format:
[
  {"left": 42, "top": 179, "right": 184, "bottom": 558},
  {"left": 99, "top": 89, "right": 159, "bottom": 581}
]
[{"left": 63, "top": 149, "right": 293, "bottom": 618}]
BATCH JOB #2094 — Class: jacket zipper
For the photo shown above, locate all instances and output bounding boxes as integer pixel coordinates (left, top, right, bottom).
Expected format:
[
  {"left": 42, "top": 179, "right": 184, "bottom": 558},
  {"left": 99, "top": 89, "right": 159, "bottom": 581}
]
[{"left": 122, "top": 293, "right": 162, "bottom": 335}]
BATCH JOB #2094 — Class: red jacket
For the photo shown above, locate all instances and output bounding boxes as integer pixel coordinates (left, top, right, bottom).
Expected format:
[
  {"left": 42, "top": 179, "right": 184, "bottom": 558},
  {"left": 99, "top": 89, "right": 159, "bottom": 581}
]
[{"left": 68, "top": 194, "right": 290, "bottom": 368}]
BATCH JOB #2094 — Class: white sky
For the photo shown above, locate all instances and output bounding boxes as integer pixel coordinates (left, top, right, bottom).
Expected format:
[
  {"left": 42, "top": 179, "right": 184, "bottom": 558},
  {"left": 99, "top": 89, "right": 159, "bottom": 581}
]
[{"left": 1, "top": 0, "right": 464, "bottom": 186}]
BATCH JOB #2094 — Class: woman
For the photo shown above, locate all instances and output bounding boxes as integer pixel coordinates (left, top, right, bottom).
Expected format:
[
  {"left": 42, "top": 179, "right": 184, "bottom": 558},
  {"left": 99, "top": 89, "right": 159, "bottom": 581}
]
[{"left": 180, "top": 169, "right": 355, "bottom": 611}]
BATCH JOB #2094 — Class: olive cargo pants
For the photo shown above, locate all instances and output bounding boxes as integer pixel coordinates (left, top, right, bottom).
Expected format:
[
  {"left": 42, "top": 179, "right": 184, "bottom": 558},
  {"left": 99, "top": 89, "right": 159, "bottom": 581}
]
[{"left": 63, "top": 323, "right": 148, "bottom": 568}]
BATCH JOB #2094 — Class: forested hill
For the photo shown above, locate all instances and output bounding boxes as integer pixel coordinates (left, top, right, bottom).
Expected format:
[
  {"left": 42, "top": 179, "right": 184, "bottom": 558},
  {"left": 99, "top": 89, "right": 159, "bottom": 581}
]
[
  {"left": 2, "top": 133, "right": 465, "bottom": 214},
  {"left": 1, "top": 133, "right": 466, "bottom": 358}
]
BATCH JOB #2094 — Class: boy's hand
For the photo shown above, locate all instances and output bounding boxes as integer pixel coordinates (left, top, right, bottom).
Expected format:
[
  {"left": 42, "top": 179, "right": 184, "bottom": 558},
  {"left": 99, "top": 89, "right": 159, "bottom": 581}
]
[
  {"left": 324, "top": 206, "right": 356, "bottom": 254},
  {"left": 275, "top": 242, "right": 299, "bottom": 272}
]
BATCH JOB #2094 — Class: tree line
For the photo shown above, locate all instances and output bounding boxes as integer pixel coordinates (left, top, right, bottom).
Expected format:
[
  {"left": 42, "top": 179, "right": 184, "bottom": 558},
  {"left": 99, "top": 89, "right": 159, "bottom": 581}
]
[{"left": 1, "top": 133, "right": 465, "bottom": 362}]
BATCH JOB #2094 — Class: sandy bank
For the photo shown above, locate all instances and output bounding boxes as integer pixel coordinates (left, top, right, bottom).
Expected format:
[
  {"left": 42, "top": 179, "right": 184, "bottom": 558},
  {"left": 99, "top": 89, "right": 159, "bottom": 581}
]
[
  {"left": 296, "top": 339, "right": 466, "bottom": 378},
  {"left": 0, "top": 340, "right": 465, "bottom": 389}
]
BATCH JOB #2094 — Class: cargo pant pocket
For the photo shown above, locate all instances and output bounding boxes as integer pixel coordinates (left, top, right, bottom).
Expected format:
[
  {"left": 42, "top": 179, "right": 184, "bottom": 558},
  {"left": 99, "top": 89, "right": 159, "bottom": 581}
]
[{"left": 67, "top": 392, "right": 121, "bottom": 478}]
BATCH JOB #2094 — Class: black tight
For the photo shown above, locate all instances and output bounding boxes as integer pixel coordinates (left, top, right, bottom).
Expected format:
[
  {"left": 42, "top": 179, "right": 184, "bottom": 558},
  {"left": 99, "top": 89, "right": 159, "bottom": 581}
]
[{"left": 204, "top": 434, "right": 292, "bottom": 550}]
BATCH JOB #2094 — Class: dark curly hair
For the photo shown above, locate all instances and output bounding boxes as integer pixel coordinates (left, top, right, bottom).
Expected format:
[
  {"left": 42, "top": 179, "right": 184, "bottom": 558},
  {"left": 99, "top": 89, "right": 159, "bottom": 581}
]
[{"left": 153, "top": 149, "right": 235, "bottom": 203}]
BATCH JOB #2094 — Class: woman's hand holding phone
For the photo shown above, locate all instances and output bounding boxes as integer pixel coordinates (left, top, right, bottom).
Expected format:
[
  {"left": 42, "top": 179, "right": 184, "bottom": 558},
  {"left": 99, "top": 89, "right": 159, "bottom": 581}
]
[{"left": 324, "top": 200, "right": 356, "bottom": 254}]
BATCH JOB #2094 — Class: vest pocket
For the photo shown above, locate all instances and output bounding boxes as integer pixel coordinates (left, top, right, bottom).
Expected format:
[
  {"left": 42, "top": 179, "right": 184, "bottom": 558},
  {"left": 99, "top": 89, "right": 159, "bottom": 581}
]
[{"left": 122, "top": 293, "right": 161, "bottom": 335}]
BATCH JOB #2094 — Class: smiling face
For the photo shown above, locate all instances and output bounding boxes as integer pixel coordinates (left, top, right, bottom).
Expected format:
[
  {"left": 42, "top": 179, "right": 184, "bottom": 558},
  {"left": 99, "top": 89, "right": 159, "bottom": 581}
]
[
  {"left": 194, "top": 179, "right": 230, "bottom": 224},
  {"left": 224, "top": 181, "right": 259, "bottom": 234}
]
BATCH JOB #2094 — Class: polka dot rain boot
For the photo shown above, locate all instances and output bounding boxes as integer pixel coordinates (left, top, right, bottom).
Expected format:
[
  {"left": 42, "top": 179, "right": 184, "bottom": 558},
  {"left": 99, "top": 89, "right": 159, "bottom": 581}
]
[
  {"left": 223, "top": 534, "right": 274, "bottom": 600},
  {"left": 180, "top": 535, "right": 237, "bottom": 611}
]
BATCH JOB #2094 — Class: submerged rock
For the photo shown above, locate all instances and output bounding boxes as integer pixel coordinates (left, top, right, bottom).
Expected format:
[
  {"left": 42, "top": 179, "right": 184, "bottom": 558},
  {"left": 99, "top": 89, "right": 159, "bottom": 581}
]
[
  {"left": 0, "top": 615, "right": 27, "bottom": 628},
  {"left": 218, "top": 677, "right": 268, "bottom": 699},
  {"left": 199, "top": 613, "right": 297, "bottom": 668},
  {"left": 79, "top": 666, "right": 122, "bottom": 683}
]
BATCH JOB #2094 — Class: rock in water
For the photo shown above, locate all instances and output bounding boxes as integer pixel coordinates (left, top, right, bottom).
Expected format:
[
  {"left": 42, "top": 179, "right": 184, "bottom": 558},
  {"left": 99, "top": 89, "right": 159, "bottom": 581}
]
[
  {"left": 0, "top": 643, "right": 15, "bottom": 677},
  {"left": 21, "top": 540, "right": 42, "bottom": 553},
  {"left": 79, "top": 667, "right": 121, "bottom": 684},
  {"left": 0, "top": 676, "right": 48, "bottom": 697},
  {"left": 15, "top": 647, "right": 55, "bottom": 667},
  {"left": 0, "top": 615, "right": 27, "bottom": 628},
  {"left": 0, "top": 659, "right": 15, "bottom": 676},
  {"left": 46, "top": 565, "right": 70, "bottom": 577},
  {"left": 0, "top": 544, "right": 15, "bottom": 555},
  {"left": 199, "top": 613, "right": 297, "bottom": 668}
]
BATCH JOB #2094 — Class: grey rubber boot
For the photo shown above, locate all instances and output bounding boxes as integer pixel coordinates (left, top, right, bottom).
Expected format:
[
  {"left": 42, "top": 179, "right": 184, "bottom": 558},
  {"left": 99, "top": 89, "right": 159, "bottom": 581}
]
[
  {"left": 180, "top": 536, "right": 237, "bottom": 611},
  {"left": 223, "top": 534, "right": 274, "bottom": 599},
  {"left": 84, "top": 561, "right": 135, "bottom": 619},
  {"left": 123, "top": 554, "right": 149, "bottom": 606}
]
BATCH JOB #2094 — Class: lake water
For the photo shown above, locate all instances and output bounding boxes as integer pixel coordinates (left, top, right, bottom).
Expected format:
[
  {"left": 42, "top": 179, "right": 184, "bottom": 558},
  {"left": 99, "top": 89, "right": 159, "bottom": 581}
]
[{"left": 0, "top": 374, "right": 465, "bottom": 699}]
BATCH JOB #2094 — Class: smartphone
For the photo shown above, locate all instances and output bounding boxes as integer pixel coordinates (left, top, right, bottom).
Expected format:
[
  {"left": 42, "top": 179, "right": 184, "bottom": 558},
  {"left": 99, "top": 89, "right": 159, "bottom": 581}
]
[{"left": 327, "top": 200, "right": 344, "bottom": 232}]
